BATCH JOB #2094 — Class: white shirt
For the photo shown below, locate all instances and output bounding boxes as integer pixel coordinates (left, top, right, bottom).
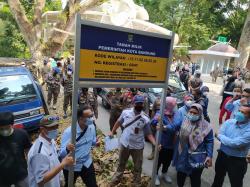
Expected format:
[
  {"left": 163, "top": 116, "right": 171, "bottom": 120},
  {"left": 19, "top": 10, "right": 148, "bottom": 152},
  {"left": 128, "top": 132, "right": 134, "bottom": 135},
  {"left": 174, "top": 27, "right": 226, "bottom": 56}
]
[{"left": 28, "top": 136, "right": 61, "bottom": 187}]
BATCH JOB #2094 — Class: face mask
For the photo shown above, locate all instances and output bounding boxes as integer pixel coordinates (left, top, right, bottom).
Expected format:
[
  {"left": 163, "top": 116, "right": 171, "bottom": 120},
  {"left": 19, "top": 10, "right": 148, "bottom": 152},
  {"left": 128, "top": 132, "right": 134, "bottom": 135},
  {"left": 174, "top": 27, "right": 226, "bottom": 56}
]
[
  {"left": 203, "top": 92, "right": 208, "bottom": 97},
  {"left": 0, "top": 128, "right": 13, "bottom": 137},
  {"left": 85, "top": 117, "right": 94, "bottom": 126},
  {"left": 185, "top": 100, "right": 194, "bottom": 108},
  {"left": 187, "top": 113, "right": 200, "bottom": 122},
  {"left": 46, "top": 129, "right": 58, "bottom": 140},
  {"left": 135, "top": 105, "right": 143, "bottom": 112},
  {"left": 235, "top": 111, "right": 246, "bottom": 123}
]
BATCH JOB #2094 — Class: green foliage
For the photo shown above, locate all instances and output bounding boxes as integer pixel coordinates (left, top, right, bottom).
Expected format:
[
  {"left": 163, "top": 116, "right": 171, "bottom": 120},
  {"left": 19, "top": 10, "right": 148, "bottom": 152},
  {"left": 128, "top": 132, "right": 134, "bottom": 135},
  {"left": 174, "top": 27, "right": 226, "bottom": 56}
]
[
  {"left": 0, "top": 4, "right": 30, "bottom": 58},
  {"left": 135, "top": 0, "right": 249, "bottom": 57}
]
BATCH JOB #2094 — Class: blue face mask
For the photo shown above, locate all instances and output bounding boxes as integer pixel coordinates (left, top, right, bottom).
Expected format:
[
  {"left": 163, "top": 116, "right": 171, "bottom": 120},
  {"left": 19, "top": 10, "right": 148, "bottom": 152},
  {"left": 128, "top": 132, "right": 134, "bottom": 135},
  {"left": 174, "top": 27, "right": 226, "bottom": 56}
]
[
  {"left": 235, "top": 111, "right": 246, "bottom": 123},
  {"left": 85, "top": 117, "right": 94, "bottom": 126},
  {"left": 46, "top": 129, "right": 58, "bottom": 140},
  {"left": 187, "top": 113, "right": 200, "bottom": 122}
]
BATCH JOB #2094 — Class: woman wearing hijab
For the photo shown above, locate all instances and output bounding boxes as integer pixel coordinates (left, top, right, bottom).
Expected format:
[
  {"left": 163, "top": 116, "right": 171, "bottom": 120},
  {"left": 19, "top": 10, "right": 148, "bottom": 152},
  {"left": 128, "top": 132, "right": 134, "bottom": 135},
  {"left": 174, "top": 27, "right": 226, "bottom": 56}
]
[
  {"left": 178, "top": 94, "right": 195, "bottom": 123},
  {"left": 173, "top": 103, "right": 214, "bottom": 187},
  {"left": 151, "top": 97, "right": 182, "bottom": 185}
]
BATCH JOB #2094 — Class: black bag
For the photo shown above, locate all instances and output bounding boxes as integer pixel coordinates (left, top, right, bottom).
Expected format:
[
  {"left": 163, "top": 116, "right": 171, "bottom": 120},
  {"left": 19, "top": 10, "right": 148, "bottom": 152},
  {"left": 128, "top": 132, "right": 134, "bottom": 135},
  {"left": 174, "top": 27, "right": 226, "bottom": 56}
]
[{"left": 0, "top": 142, "right": 22, "bottom": 184}]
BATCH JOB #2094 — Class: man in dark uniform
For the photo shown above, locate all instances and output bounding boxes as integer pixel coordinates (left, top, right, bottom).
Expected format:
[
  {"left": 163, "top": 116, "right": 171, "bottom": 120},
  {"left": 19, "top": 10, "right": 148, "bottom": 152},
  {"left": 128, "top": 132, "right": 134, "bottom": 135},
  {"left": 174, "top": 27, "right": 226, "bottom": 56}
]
[
  {"left": 62, "top": 70, "right": 73, "bottom": 118},
  {"left": 108, "top": 88, "right": 123, "bottom": 131},
  {"left": 46, "top": 67, "right": 61, "bottom": 110},
  {"left": 78, "top": 88, "right": 98, "bottom": 119}
]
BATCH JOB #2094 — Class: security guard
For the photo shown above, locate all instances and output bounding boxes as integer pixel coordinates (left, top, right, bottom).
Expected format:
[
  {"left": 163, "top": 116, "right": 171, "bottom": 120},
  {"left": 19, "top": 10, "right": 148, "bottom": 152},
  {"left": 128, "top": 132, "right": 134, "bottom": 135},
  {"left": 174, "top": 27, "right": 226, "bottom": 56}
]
[
  {"left": 78, "top": 88, "right": 98, "bottom": 119},
  {"left": 109, "top": 95, "right": 156, "bottom": 186},
  {"left": 46, "top": 67, "right": 61, "bottom": 110},
  {"left": 29, "top": 63, "right": 39, "bottom": 81},
  {"left": 41, "top": 60, "right": 51, "bottom": 89},
  {"left": 27, "top": 115, "right": 74, "bottom": 187},
  {"left": 108, "top": 88, "right": 123, "bottom": 131},
  {"left": 62, "top": 69, "right": 73, "bottom": 118}
]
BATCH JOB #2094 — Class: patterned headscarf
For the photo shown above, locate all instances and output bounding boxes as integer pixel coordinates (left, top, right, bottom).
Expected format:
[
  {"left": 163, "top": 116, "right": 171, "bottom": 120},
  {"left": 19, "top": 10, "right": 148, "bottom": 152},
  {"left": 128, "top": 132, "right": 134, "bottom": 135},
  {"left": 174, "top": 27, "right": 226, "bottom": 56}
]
[{"left": 179, "top": 103, "right": 212, "bottom": 153}]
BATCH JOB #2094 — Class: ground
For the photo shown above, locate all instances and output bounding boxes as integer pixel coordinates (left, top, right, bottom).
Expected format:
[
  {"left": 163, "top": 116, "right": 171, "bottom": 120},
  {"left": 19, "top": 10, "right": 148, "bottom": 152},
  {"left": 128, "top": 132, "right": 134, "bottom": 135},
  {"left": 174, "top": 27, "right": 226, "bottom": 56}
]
[{"left": 42, "top": 75, "right": 250, "bottom": 187}]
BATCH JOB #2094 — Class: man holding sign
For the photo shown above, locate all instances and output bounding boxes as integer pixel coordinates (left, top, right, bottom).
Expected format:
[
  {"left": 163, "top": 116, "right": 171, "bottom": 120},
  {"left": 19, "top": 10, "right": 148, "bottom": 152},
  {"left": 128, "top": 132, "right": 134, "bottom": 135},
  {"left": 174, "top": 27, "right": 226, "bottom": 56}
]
[{"left": 109, "top": 95, "right": 156, "bottom": 186}]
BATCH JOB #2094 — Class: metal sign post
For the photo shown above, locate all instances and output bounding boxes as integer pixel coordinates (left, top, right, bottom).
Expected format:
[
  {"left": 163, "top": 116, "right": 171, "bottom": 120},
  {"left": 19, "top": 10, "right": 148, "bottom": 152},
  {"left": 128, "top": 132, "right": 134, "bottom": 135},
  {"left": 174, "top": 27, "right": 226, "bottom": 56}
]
[{"left": 68, "top": 13, "right": 174, "bottom": 187}]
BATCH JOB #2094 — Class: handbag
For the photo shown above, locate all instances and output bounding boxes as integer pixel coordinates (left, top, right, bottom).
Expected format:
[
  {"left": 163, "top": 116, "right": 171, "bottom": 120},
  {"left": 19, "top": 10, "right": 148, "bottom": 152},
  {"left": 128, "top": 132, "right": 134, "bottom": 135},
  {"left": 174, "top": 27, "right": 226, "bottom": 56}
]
[{"left": 188, "top": 151, "right": 207, "bottom": 169}]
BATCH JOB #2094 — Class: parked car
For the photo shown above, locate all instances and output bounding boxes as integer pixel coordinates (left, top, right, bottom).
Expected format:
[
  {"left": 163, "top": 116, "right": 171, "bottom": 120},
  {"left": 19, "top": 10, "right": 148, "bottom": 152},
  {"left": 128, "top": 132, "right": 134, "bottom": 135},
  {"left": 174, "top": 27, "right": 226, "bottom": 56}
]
[
  {"left": 98, "top": 72, "right": 187, "bottom": 110},
  {"left": 0, "top": 66, "right": 48, "bottom": 131}
]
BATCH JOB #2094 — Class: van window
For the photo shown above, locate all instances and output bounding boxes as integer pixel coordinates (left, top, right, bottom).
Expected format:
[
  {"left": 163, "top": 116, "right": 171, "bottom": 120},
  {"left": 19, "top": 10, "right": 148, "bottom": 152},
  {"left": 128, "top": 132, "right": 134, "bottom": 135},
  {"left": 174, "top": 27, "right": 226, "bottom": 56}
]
[{"left": 0, "top": 75, "right": 37, "bottom": 104}]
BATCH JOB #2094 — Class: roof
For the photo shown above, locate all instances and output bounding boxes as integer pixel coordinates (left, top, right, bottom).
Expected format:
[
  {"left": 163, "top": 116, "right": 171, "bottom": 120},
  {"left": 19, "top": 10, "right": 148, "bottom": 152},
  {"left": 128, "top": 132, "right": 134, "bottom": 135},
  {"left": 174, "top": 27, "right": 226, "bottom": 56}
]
[
  {"left": 0, "top": 66, "right": 29, "bottom": 76},
  {"left": 189, "top": 43, "right": 240, "bottom": 58}
]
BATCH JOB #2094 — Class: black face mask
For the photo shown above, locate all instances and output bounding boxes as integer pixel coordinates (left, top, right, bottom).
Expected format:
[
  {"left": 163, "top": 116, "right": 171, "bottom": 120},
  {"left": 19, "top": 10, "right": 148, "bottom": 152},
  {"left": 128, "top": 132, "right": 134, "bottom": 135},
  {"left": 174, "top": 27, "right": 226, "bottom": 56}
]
[
  {"left": 135, "top": 105, "right": 143, "bottom": 112},
  {"left": 116, "top": 89, "right": 121, "bottom": 92}
]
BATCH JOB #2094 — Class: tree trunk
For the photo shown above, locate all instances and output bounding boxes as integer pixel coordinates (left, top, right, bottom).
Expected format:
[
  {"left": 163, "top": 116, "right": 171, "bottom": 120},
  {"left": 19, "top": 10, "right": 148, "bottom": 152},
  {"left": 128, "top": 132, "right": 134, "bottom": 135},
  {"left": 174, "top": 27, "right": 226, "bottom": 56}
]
[{"left": 235, "top": 5, "right": 250, "bottom": 68}]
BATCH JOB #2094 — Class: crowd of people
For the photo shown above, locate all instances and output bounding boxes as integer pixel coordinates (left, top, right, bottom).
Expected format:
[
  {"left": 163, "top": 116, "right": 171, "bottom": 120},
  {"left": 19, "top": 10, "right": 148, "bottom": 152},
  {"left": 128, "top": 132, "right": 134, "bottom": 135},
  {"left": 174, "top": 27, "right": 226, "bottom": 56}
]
[{"left": 1, "top": 59, "right": 250, "bottom": 187}]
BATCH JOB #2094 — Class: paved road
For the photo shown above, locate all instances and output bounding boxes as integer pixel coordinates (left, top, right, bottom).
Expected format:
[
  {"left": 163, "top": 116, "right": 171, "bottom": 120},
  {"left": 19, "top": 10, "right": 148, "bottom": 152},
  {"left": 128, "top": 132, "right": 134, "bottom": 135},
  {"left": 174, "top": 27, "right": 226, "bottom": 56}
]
[{"left": 95, "top": 75, "right": 250, "bottom": 187}]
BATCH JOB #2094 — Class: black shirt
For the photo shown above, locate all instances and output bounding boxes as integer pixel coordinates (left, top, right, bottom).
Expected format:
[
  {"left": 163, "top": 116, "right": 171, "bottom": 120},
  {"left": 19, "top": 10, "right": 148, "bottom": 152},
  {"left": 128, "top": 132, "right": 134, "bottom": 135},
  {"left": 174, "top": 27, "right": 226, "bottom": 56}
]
[{"left": 0, "top": 128, "right": 32, "bottom": 184}]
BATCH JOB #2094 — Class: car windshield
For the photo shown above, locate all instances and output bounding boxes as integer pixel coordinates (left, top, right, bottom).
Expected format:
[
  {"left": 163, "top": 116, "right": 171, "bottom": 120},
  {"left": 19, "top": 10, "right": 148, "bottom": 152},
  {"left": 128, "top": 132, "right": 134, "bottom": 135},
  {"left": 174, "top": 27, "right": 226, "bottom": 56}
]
[
  {"left": 0, "top": 74, "right": 37, "bottom": 103},
  {"left": 149, "top": 88, "right": 162, "bottom": 93},
  {"left": 168, "top": 74, "right": 186, "bottom": 92}
]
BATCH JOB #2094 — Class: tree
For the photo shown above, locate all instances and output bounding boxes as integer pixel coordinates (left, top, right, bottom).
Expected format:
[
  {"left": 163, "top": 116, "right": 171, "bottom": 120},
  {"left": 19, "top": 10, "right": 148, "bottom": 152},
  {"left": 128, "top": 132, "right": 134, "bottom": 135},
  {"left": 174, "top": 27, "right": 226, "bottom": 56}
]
[
  {"left": 7, "top": 0, "right": 100, "bottom": 64},
  {"left": 235, "top": 4, "right": 250, "bottom": 68},
  {"left": 0, "top": 3, "right": 30, "bottom": 58},
  {"left": 136, "top": 0, "right": 248, "bottom": 58}
]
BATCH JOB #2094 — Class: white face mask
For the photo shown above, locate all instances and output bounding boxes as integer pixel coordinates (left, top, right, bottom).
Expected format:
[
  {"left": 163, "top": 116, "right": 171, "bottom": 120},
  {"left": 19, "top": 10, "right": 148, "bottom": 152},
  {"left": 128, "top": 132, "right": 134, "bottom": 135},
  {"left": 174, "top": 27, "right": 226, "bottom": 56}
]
[
  {"left": 203, "top": 92, "right": 208, "bottom": 96},
  {"left": 185, "top": 100, "right": 194, "bottom": 107}
]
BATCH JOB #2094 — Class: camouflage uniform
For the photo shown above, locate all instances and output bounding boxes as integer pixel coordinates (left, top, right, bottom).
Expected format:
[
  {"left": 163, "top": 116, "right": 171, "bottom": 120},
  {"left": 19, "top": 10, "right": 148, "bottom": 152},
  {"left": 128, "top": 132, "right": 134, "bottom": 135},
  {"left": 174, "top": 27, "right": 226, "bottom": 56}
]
[
  {"left": 46, "top": 73, "right": 61, "bottom": 108},
  {"left": 108, "top": 90, "right": 123, "bottom": 131},
  {"left": 29, "top": 65, "right": 38, "bottom": 81},
  {"left": 62, "top": 75, "right": 73, "bottom": 116},
  {"left": 78, "top": 91, "right": 98, "bottom": 119},
  {"left": 41, "top": 64, "right": 51, "bottom": 88}
]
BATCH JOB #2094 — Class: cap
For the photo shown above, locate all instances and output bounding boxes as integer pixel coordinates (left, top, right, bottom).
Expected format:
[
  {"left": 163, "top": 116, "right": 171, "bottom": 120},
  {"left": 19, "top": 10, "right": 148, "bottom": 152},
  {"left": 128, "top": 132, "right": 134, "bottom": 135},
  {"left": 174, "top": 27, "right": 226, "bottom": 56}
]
[
  {"left": 40, "top": 115, "right": 60, "bottom": 127},
  {"left": 0, "top": 111, "right": 14, "bottom": 126},
  {"left": 133, "top": 95, "right": 144, "bottom": 104}
]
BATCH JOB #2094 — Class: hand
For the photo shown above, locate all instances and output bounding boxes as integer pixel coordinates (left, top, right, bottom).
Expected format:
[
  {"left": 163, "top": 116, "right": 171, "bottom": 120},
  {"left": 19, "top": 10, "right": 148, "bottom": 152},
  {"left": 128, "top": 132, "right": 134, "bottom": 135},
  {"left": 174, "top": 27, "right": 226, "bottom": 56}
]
[
  {"left": 204, "top": 157, "right": 212, "bottom": 167},
  {"left": 108, "top": 132, "right": 114, "bottom": 138},
  {"left": 246, "top": 154, "right": 250, "bottom": 163},
  {"left": 158, "top": 144, "right": 162, "bottom": 151},
  {"left": 66, "top": 143, "right": 75, "bottom": 152},
  {"left": 61, "top": 155, "right": 74, "bottom": 167},
  {"left": 215, "top": 132, "right": 219, "bottom": 138},
  {"left": 96, "top": 137, "right": 100, "bottom": 147}
]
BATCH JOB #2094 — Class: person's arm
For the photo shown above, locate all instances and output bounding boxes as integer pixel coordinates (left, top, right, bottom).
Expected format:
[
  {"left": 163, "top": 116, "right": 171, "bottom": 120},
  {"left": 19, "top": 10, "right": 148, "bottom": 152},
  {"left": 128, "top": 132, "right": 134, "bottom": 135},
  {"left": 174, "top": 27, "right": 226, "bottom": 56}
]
[
  {"left": 218, "top": 130, "right": 250, "bottom": 148},
  {"left": 31, "top": 154, "right": 74, "bottom": 187},
  {"left": 166, "top": 112, "right": 182, "bottom": 133},
  {"left": 110, "top": 120, "right": 122, "bottom": 135},
  {"left": 59, "top": 129, "right": 70, "bottom": 158},
  {"left": 92, "top": 126, "right": 97, "bottom": 146},
  {"left": 144, "top": 122, "right": 156, "bottom": 146},
  {"left": 204, "top": 130, "right": 214, "bottom": 158}
]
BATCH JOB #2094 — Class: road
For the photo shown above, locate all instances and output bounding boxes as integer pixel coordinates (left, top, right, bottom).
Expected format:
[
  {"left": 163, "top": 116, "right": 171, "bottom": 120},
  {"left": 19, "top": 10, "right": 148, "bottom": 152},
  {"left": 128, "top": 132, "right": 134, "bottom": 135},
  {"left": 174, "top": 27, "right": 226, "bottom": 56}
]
[{"left": 95, "top": 75, "right": 250, "bottom": 187}]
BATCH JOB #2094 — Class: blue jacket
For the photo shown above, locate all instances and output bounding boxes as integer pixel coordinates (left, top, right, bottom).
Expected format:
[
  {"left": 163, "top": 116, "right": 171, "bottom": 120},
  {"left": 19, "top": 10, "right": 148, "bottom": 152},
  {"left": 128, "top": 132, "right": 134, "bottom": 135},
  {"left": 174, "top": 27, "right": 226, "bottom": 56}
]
[
  {"left": 172, "top": 129, "right": 214, "bottom": 175},
  {"left": 151, "top": 111, "right": 182, "bottom": 149},
  {"left": 178, "top": 105, "right": 189, "bottom": 123}
]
